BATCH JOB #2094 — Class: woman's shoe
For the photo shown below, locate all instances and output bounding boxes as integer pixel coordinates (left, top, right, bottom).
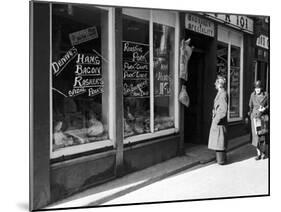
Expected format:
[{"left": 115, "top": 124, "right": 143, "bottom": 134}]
[{"left": 255, "top": 155, "right": 261, "bottom": 160}]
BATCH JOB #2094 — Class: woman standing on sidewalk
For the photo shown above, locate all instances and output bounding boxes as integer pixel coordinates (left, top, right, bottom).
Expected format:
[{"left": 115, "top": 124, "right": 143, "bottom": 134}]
[
  {"left": 208, "top": 76, "right": 228, "bottom": 165},
  {"left": 249, "top": 80, "right": 268, "bottom": 160}
]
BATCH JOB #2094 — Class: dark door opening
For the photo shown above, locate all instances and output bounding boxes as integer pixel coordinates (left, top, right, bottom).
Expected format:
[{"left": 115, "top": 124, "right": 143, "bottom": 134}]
[{"left": 184, "top": 50, "right": 205, "bottom": 144}]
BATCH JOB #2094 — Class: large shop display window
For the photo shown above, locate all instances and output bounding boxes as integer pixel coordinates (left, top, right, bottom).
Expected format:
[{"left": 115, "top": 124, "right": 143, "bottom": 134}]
[
  {"left": 217, "top": 26, "right": 243, "bottom": 121},
  {"left": 51, "top": 4, "right": 113, "bottom": 158},
  {"left": 122, "top": 8, "right": 179, "bottom": 143}
]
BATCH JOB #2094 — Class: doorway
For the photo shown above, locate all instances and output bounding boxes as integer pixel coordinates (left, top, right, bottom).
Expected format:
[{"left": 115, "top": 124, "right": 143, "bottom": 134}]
[{"left": 184, "top": 50, "right": 205, "bottom": 144}]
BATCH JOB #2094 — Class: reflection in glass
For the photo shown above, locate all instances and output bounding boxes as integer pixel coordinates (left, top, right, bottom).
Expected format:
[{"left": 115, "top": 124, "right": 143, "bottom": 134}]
[
  {"left": 153, "top": 23, "right": 175, "bottom": 131},
  {"left": 216, "top": 42, "right": 228, "bottom": 79},
  {"left": 52, "top": 4, "right": 109, "bottom": 151}
]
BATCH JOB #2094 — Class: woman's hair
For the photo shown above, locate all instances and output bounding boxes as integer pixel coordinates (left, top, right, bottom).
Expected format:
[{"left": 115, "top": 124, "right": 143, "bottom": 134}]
[
  {"left": 216, "top": 76, "right": 226, "bottom": 88},
  {"left": 254, "top": 80, "right": 262, "bottom": 89}
]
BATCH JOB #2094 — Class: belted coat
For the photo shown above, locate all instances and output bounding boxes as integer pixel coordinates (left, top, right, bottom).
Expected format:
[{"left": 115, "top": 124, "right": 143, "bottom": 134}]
[
  {"left": 249, "top": 91, "right": 268, "bottom": 147},
  {"left": 208, "top": 89, "right": 228, "bottom": 151}
]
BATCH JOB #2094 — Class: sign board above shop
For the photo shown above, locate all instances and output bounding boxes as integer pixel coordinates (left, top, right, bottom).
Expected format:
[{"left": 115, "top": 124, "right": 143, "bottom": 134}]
[
  {"left": 256, "top": 34, "right": 269, "bottom": 50},
  {"left": 185, "top": 14, "right": 215, "bottom": 37},
  {"left": 203, "top": 13, "right": 254, "bottom": 34}
]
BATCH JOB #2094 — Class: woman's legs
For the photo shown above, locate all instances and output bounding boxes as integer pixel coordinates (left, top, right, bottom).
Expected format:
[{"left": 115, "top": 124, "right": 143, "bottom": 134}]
[
  {"left": 256, "top": 136, "right": 266, "bottom": 160},
  {"left": 255, "top": 148, "right": 261, "bottom": 160},
  {"left": 216, "top": 151, "right": 227, "bottom": 165}
]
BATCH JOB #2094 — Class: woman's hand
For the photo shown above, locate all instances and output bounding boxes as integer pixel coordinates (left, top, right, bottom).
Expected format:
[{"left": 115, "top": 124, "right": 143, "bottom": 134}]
[{"left": 258, "top": 106, "right": 265, "bottom": 112}]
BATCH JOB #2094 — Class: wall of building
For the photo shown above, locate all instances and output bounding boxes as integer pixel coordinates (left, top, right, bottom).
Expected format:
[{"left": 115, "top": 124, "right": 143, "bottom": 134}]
[
  {"left": 123, "top": 135, "right": 180, "bottom": 173},
  {"left": 50, "top": 154, "right": 116, "bottom": 202},
  {"left": 30, "top": 2, "right": 51, "bottom": 210}
]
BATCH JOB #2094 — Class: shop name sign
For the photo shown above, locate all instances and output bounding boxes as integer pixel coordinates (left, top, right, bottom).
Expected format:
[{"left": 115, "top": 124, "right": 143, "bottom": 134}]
[
  {"left": 256, "top": 35, "right": 269, "bottom": 50},
  {"left": 185, "top": 14, "right": 215, "bottom": 37},
  {"left": 205, "top": 13, "right": 253, "bottom": 34}
]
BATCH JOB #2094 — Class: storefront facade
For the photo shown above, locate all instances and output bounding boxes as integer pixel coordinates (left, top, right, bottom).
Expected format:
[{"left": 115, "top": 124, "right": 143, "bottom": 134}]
[
  {"left": 30, "top": 2, "right": 264, "bottom": 210},
  {"left": 252, "top": 17, "right": 269, "bottom": 92}
]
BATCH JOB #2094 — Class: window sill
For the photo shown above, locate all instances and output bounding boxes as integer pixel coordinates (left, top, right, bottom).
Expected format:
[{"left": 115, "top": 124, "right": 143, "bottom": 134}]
[
  {"left": 51, "top": 148, "right": 116, "bottom": 170},
  {"left": 124, "top": 128, "right": 179, "bottom": 144},
  {"left": 51, "top": 139, "right": 114, "bottom": 160},
  {"left": 228, "top": 118, "right": 245, "bottom": 126}
]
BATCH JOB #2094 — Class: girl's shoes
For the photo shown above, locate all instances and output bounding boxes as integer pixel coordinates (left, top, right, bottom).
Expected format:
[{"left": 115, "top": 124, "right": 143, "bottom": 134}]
[
  {"left": 255, "top": 155, "right": 261, "bottom": 160},
  {"left": 261, "top": 154, "right": 266, "bottom": 160}
]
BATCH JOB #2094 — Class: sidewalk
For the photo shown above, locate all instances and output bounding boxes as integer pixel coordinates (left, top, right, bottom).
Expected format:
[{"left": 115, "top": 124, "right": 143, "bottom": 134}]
[{"left": 47, "top": 134, "right": 250, "bottom": 209}]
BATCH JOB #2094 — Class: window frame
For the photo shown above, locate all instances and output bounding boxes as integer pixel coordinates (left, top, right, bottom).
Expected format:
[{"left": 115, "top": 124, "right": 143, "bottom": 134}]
[
  {"left": 50, "top": 5, "right": 116, "bottom": 159},
  {"left": 217, "top": 25, "right": 244, "bottom": 122},
  {"left": 122, "top": 9, "right": 180, "bottom": 144}
]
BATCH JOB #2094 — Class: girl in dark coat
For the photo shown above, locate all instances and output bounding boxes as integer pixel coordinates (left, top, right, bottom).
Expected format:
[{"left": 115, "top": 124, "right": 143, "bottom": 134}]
[
  {"left": 249, "top": 80, "right": 268, "bottom": 160},
  {"left": 208, "top": 76, "right": 228, "bottom": 165}
]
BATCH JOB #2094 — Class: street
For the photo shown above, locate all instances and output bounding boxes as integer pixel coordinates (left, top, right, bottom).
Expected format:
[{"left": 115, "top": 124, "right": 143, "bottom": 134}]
[{"left": 104, "top": 144, "right": 269, "bottom": 205}]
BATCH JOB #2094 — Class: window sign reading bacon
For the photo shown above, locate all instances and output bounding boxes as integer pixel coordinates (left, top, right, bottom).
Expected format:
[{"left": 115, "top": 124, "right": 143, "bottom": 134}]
[
  {"left": 122, "top": 41, "right": 150, "bottom": 97},
  {"left": 52, "top": 49, "right": 104, "bottom": 98}
]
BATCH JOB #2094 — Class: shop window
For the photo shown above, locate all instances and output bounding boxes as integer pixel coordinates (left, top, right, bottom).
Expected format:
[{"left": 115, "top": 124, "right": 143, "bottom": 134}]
[
  {"left": 122, "top": 9, "right": 179, "bottom": 142},
  {"left": 153, "top": 23, "right": 175, "bottom": 131},
  {"left": 122, "top": 15, "right": 150, "bottom": 138},
  {"left": 51, "top": 4, "right": 112, "bottom": 158},
  {"left": 229, "top": 45, "right": 241, "bottom": 118},
  {"left": 217, "top": 26, "right": 243, "bottom": 121}
]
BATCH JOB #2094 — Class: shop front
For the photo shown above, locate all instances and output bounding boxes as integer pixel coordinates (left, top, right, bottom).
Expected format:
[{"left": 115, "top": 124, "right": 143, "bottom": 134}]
[
  {"left": 30, "top": 2, "right": 258, "bottom": 210},
  {"left": 253, "top": 17, "right": 269, "bottom": 92},
  {"left": 182, "top": 13, "right": 255, "bottom": 145},
  {"left": 30, "top": 2, "right": 183, "bottom": 209}
]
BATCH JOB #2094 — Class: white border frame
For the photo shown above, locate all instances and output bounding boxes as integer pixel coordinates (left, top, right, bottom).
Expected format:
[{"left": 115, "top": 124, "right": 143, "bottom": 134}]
[{"left": 50, "top": 6, "right": 115, "bottom": 159}]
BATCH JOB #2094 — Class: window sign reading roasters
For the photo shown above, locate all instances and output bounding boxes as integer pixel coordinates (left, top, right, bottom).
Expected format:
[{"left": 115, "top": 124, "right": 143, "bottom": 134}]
[
  {"left": 122, "top": 8, "right": 178, "bottom": 141},
  {"left": 51, "top": 4, "right": 111, "bottom": 157}
]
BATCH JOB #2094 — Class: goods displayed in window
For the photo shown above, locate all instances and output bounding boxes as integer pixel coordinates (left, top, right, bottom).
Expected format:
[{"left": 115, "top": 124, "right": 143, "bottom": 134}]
[
  {"left": 229, "top": 46, "right": 241, "bottom": 118},
  {"left": 153, "top": 23, "right": 175, "bottom": 131},
  {"left": 123, "top": 15, "right": 150, "bottom": 138},
  {"left": 52, "top": 4, "right": 109, "bottom": 151}
]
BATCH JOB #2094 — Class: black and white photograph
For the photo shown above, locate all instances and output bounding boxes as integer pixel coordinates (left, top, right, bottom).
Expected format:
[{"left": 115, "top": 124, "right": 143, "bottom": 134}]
[
  {"left": 29, "top": 0, "right": 271, "bottom": 210},
  {"left": 2, "top": 0, "right": 280, "bottom": 212}
]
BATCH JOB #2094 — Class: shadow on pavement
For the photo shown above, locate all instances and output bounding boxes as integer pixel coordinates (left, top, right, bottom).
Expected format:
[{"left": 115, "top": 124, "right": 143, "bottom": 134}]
[{"left": 227, "top": 144, "right": 269, "bottom": 165}]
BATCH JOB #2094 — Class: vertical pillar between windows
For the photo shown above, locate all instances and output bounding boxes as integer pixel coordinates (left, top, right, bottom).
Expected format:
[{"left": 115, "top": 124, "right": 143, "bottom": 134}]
[{"left": 114, "top": 8, "right": 124, "bottom": 177}]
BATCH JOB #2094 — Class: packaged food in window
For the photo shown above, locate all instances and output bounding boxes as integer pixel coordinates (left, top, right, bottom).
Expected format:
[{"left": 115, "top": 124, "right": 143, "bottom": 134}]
[
  {"left": 53, "top": 121, "right": 74, "bottom": 148},
  {"left": 124, "top": 120, "right": 135, "bottom": 137},
  {"left": 87, "top": 118, "right": 104, "bottom": 137},
  {"left": 134, "top": 121, "right": 144, "bottom": 134}
]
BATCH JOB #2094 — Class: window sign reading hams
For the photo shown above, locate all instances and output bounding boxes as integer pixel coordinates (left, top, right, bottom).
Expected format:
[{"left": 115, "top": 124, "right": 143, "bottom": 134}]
[{"left": 122, "top": 41, "right": 150, "bottom": 98}]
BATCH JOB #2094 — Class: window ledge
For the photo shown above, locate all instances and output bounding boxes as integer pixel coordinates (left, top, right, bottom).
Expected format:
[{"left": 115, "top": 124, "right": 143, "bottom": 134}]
[
  {"left": 228, "top": 119, "right": 245, "bottom": 126},
  {"left": 124, "top": 130, "right": 180, "bottom": 150},
  {"left": 51, "top": 148, "right": 116, "bottom": 170}
]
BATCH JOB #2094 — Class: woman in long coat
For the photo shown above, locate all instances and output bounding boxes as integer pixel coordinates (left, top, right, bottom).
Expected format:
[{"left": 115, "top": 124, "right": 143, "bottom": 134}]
[
  {"left": 208, "top": 76, "right": 228, "bottom": 165},
  {"left": 249, "top": 80, "right": 268, "bottom": 160}
]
